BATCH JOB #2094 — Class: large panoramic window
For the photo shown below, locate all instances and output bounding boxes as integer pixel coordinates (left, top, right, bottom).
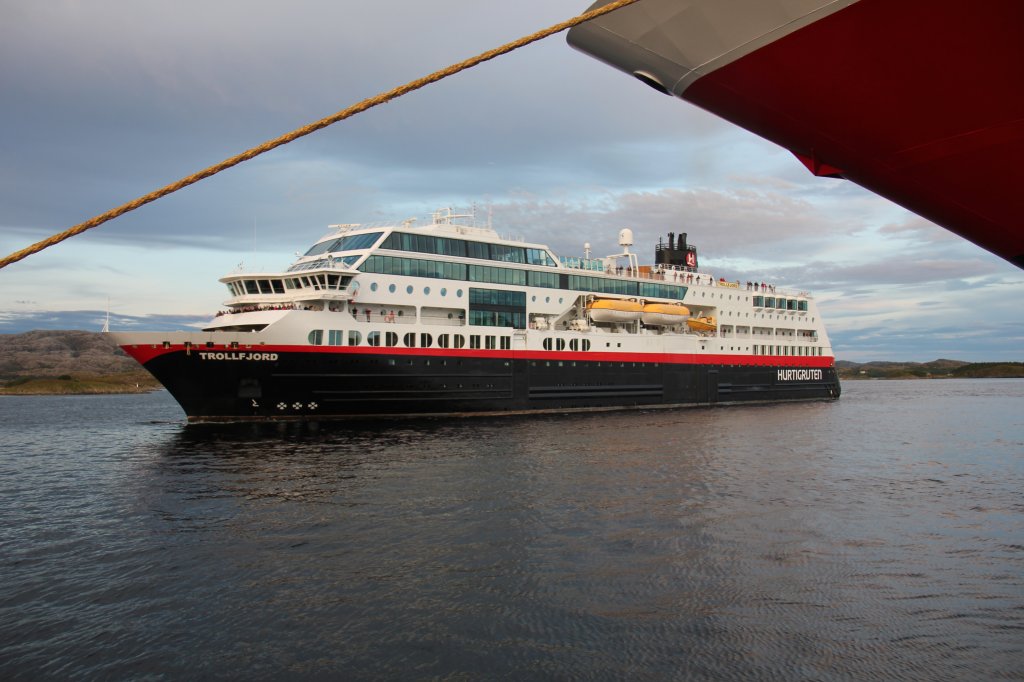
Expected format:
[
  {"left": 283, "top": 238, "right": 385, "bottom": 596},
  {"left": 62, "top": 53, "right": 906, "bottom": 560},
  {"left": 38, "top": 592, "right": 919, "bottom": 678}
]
[
  {"left": 303, "top": 231, "right": 384, "bottom": 257},
  {"left": 361, "top": 255, "right": 467, "bottom": 281},
  {"left": 469, "top": 288, "right": 526, "bottom": 329},
  {"left": 381, "top": 232, "right": 467, "bottom": 258},
  {"left": 381, "top": 231, "right": 559, "bottom": 268},
  {"left": 526, "top": 248, "right": 557, "bottom": 267},
  {"left": 639, "top": 282, "right": 686, "bottom": 301},
  {"left": 528, "top": 270, "right": 560, "bottom": 289},
  {"left": 469, "top": 264, "right": 526, "bottom": 286}
]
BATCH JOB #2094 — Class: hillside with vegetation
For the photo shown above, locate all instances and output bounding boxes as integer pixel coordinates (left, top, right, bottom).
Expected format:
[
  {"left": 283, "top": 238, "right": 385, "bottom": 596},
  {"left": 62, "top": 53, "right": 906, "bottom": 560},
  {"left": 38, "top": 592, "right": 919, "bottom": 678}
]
[
  {"left": 0, "top": 330, "right": 160, "bottom": 394},
  {"left": 836, "top": 359, "right": 1024, "bottom": 379}
]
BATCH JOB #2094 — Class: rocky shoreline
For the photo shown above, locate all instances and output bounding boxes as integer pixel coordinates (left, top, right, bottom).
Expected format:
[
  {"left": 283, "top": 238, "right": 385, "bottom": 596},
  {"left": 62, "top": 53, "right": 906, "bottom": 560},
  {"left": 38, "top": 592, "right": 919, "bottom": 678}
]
[{"left": 0, "top": 330, "right": 160, "bottom": 395}]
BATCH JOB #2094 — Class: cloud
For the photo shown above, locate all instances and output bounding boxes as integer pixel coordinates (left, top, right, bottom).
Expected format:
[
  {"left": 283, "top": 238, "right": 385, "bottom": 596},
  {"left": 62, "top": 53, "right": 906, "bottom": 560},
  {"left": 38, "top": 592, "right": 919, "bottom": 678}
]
[{"left": 1, "top": 0, "right": 1022, "bottom": 363}]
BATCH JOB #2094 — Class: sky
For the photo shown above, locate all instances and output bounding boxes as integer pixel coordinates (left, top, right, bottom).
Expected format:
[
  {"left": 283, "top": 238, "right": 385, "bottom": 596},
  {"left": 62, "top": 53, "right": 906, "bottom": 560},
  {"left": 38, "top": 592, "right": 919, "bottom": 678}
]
[{"left": 1, "top": 0, "right": 1022, "bottom": 362}]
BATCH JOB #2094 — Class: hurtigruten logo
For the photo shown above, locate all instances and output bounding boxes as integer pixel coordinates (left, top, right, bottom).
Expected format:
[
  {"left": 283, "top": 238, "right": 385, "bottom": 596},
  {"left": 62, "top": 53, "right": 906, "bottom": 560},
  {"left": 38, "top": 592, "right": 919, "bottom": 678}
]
[
  {"left": 198, "top": 351, "right": 278, "bottom": 361},
  {"left": 777, "top": 368, "right": 823, "bottom": 381}
]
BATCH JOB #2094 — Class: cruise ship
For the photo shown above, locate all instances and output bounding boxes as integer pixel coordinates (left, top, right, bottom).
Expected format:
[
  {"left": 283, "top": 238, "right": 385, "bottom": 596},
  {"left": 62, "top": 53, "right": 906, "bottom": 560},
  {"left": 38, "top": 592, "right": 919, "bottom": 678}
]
[{"left": 110, "top": 209, "right": 840, "bottom": 421}]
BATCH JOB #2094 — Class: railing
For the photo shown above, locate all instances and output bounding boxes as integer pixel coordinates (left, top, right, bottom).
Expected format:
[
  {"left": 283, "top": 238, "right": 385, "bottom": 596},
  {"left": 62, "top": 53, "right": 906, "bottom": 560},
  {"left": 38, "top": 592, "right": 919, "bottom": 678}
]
[{"left": 567, "top": 263, "right": 811, "bottom": 298}]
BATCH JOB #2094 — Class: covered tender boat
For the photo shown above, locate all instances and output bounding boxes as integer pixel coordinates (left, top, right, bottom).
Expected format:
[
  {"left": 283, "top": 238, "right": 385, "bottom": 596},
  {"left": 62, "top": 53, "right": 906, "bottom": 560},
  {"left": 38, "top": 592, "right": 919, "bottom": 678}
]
[
  {"left": 642, "top": 302, "right": 689, "bottom": 326},
  {"left": 586, "top": 298, "right": 643, "bottom": 323},
  {"left": 687, "top": 315, "right": 717, "bottom": 333}
]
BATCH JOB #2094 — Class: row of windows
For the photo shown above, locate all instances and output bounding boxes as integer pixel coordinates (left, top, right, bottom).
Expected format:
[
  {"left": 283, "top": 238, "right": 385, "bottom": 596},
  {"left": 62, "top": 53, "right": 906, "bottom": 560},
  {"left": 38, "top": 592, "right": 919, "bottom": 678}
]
[
  {"left": 469, "top": 264, "right": 525, "bottom": 286},
  {"left": 366, "top": 280, "right": 571, "bottom": 308},
  {"left": 752, "top": 345, "right": 823, "bottom": 356},
  {"left": 639, "top": 281, "right": 686, "bottom": 301},
  {"left": 362, "top": 255, "right": 466, "bottom": 280},
  {"left": 468, "top": 310, "right": 526, "bottom": 328},
  {"left": 753, "top": 296, "right": 809, "bottom": 311},
  {"left": 289, "top": 255, "right": 361, "bottom": 272},
  {"left": 469, "top": 288, "right": 525, "bottom": 307},
  {"left": 380, "top": 232, "right": 557, "bottom": 267},
  {"left": 230, "top": 273, "right": 354, "bottom": 297},
  {"left": 469, "top": 287, "right": 527, "bottom": 330},
  {"left": 542, "top": 338, "right": 593, "bottom": 351},
  {"left": 568, "top": 275, "right": 687, "bottom": 301},
  {"left": 309, "top": 329, "right": 512, "bottom": 350},
  {"left": 310, "top": 329, "right": 824, "bottom": 358},
  {"left": 359, "top": 256, "right": 688, "bottom": 301}
]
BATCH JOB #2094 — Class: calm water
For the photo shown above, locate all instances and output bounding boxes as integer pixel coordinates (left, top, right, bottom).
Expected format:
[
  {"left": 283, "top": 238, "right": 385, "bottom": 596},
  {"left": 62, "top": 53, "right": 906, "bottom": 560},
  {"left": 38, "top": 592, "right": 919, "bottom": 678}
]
[{"left": 1, "top": 380, "right": 1022, "bottom": 680}]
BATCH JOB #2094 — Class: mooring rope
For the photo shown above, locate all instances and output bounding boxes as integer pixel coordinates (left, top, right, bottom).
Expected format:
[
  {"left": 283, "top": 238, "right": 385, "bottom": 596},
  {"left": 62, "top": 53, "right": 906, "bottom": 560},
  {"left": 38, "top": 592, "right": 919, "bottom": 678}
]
[{"left": 0, "top": 0, "right": 641, "bottom": 271}]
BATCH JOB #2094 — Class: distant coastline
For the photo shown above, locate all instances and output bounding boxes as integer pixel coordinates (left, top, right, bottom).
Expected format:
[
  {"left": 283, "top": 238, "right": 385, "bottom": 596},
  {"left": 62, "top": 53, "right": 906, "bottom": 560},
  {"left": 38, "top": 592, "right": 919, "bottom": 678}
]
[
  {"left": 0, "top": 374, "right": 159, "bottom": 396},
  {"left": 0, "top": 330, "right": 1020, "bottom": 395},
  {"left": 0, "top": 330, "right": 160, "bottom": 396},
  {"left": 836, "top": 359, "right": 1024, "bottom": 380}
]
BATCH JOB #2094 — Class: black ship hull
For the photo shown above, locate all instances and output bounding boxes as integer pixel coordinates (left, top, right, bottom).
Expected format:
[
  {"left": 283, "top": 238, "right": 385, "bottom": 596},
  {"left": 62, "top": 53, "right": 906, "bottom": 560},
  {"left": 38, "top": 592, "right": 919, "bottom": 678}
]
[{"left": 139, "top": 347, "right": 841, "bottom": 421}]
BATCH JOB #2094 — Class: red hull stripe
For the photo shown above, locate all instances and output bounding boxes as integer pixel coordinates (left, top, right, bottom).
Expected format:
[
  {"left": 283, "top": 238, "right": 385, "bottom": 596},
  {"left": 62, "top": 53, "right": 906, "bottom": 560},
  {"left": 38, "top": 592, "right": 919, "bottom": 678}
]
[{"left": 122, "top": 344, "right": 834, "bottom": 368}]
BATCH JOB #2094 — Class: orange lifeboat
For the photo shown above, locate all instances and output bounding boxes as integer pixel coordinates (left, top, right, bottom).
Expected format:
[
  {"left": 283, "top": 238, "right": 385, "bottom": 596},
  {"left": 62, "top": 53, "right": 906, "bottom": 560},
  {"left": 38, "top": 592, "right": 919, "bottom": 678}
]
[
  {"left": 641, "top": 303, "right": 690, "bottom": 326},
  {"left": 686, "top": 315, "right": 717, "bottom": 333},
  {"left": 586, "top": 299, "right": 642, "bottom": 323}
]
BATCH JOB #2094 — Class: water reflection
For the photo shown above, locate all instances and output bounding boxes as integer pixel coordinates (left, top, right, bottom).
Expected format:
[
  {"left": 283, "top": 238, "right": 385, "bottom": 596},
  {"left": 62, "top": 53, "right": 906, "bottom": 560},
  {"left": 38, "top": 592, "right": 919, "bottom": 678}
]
[{"left": 2, "top": 382, "right": 1021, "bottom": 679}]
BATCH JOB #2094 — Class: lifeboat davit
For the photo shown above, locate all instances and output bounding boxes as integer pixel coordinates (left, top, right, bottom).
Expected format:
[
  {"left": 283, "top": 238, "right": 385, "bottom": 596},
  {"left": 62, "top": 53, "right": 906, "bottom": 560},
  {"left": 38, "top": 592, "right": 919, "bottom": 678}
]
[
  {"left": 587, "top": 299, "right": 642, "bottom": 323},
  {"left": 642, "top": 303, "right": 690, "bottom": 326},
  {"left": 686, "top": 315, "right": 717, "bottom": 333}
]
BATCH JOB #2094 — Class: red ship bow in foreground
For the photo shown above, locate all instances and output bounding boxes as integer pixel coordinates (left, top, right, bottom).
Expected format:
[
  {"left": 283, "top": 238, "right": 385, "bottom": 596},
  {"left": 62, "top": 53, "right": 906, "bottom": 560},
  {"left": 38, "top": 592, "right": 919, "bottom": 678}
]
[{"left": 569, "top": 0, "right": 1024, "bottom": 268}]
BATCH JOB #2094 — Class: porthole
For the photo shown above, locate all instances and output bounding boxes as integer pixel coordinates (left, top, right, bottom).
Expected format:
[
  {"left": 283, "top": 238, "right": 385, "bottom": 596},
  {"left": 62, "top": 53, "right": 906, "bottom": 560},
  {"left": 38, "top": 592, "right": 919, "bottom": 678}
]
[
  {"left": 456, "top": 289, "right": 463, "bottom": 298},
  {"left": 441, "top": 287, "right": 447, "bottom": 296},
  {"left": 388, "top": 284, "right": 396, "bottom": 293},
  {"left": 370, "top": 282, "right": 378, "bottom": 292},
  {"left": 406, "top": 285, "right": 413, "bottom": 294},
  {"left": 424, "top": 286, "right": 431, "bottom": 295}
]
